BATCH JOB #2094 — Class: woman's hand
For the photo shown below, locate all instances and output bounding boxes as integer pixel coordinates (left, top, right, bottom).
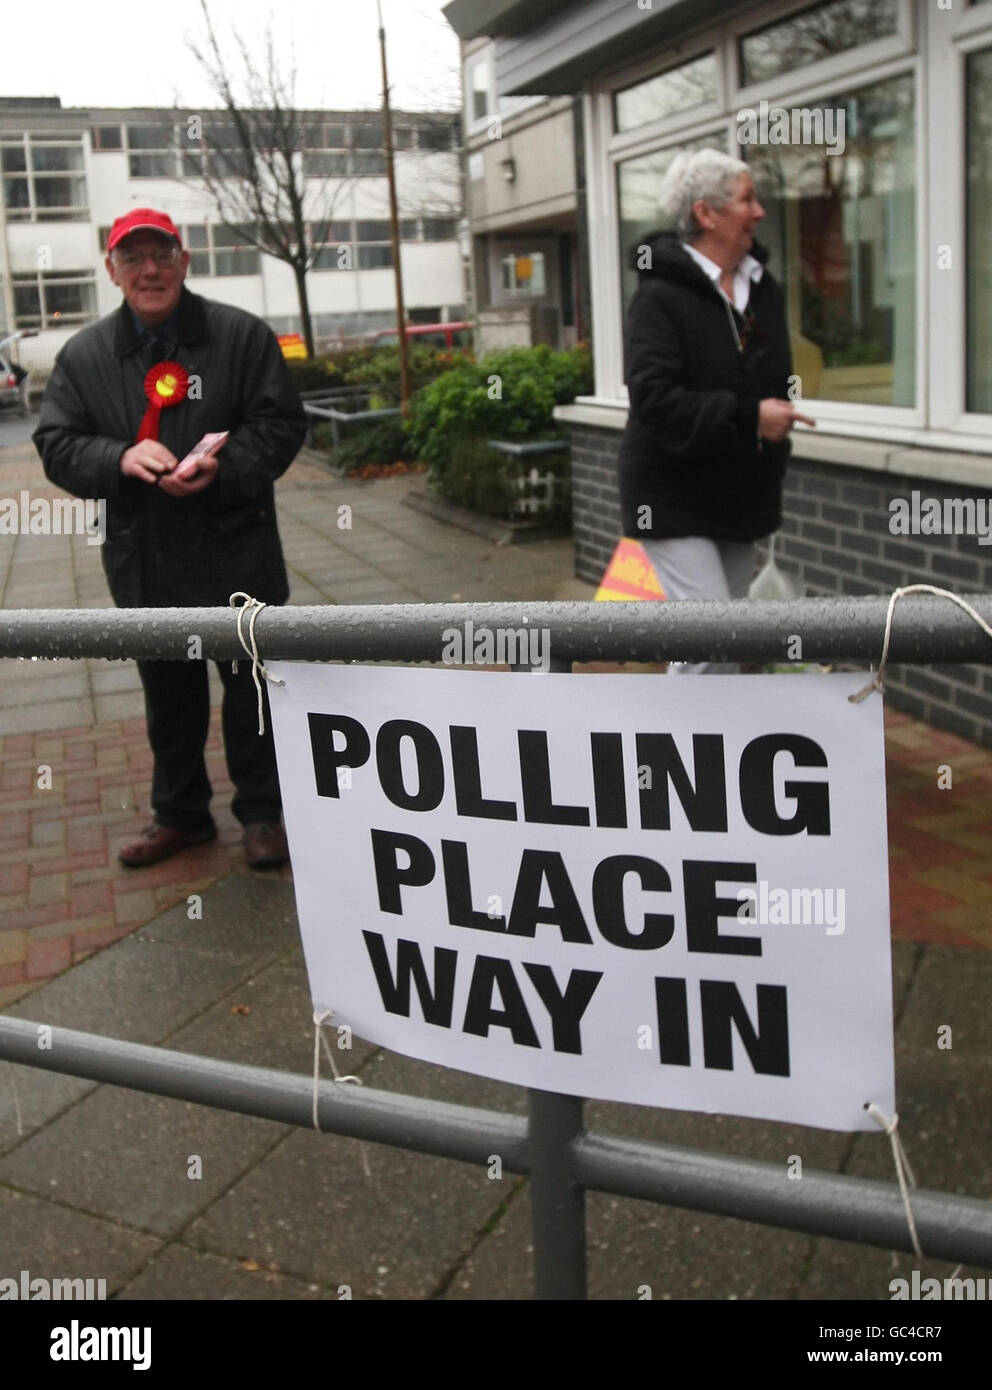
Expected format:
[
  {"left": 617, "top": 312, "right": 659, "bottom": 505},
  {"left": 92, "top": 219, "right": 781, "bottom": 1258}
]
[{"left": 759, "top": 399, "right": 816, "bottom": 442}]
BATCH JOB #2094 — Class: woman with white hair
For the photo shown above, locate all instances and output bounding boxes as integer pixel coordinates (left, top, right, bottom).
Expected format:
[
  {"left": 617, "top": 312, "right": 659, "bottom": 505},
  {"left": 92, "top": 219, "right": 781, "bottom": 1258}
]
[{"left": 618, "top": 147, "right": 813, "bottom": 672}]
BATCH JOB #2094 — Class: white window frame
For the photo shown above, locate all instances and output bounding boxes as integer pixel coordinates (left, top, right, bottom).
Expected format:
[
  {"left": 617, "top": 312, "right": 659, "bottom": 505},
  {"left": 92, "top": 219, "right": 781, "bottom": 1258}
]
[
  {"left": 465, "top": 50, "right": 495, "bottom": 136},
  {"left": 1, "top": 132, "right": 88, "bottom": 221},
  {"left": 583, "top": 0, "right": 992, "bottom": 447},
  {"left": 930, "top": 4, "right": 992, "bottom": 440},
  {"left": 12, "top": 268, "right": 96, "bottom": 329}
]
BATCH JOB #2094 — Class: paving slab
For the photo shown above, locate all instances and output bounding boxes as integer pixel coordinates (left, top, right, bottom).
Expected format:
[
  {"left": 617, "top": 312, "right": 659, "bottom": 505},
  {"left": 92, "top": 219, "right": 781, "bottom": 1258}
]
[
  {"left": 5, "top": 935, "right": 258, "bottom": 1043},
  {"left": 0, "top": 1084, "right": 287, "bottom": 1237},
  {"left": 0, "top": 1187, "right": 161, "bottom": 1296},
  {"left": 132, "top": 872, "right": 300, "bottom": 970},
  {"left": 115, "top": 1243, "right": 340, "bottom": 1300},
  {"left": 183, "top": 1126, "right": 508, "bottom": 1298},
  {"left": 168, "top": 959, "right": 379, "bottom": 1077},
  {"left": 893, "top": 943, "right": 992, "bottom": 1066},
  {"left": 184, "top": 1047, "right": 527, "bottom": 1298}
]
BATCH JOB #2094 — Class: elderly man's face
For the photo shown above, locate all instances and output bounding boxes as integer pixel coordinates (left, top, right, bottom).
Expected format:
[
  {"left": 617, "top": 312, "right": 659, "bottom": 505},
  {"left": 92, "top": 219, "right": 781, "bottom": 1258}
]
[{"left": 106, "top": 232, "right": 189, "bottom": 326}]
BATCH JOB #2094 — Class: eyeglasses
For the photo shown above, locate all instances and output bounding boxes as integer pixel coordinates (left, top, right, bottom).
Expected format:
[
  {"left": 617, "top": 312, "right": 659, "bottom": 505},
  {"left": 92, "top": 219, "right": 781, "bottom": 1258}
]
[{"left": 112, "top": 246, "right": 181, "bottom": 272}]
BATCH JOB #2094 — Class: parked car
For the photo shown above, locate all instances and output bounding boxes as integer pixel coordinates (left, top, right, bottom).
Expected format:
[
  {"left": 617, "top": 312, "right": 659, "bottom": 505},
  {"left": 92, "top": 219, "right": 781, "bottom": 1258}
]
[
  {"left": 0, "top": 331, "right": 36, "bottom": 415},
  {"left": 373, "top": 321, "right": 473, "bottom": 350}
]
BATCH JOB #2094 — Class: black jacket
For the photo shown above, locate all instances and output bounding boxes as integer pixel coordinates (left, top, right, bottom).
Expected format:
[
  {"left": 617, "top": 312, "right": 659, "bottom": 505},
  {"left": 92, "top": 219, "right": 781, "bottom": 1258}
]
[
  {"left": 618, "top": 232, "right": 792, "bottom": 541},
  {"left": 33, "top": 286, "right": 307, "bottom": 607}
]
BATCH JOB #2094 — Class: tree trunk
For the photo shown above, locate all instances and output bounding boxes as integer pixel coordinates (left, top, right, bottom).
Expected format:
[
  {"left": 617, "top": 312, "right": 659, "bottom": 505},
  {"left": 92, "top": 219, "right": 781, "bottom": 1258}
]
[{"left": 293, "top": 261, "right": 316, "bottom": 357}]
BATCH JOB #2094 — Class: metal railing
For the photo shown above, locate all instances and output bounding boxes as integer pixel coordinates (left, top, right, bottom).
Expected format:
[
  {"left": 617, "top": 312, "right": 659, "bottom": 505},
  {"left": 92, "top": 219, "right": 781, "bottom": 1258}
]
[
  {"left": 300, "top": 387, "right": 401, "bottom": 452},
  {"left": 2, "top": 595, "right": 992, "bottom": 1300}
]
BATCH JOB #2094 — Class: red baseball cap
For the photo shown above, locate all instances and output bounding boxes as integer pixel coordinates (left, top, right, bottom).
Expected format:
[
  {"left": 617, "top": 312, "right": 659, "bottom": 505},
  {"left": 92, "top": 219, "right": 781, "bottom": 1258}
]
[{"left": 107, "top": 208, "right": 182, "bottom": 253}]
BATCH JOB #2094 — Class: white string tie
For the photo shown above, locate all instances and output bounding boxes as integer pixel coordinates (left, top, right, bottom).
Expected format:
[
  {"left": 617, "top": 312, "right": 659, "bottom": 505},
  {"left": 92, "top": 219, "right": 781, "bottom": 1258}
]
[
  {"left": 229, "top": 592, "right": 285, "bottom": 735},
  {"left": 4, "top": 1062, "right": 23, "bottom": 1137},
  {"left": 850, "top": 585, "right": 992, "bottom": 704},
  {"left": 866, "top": 1102, "right": 922, "bottom": 1258},
  {"left": 312, "top": 1010, "right": 372, "bottom": 1180}
]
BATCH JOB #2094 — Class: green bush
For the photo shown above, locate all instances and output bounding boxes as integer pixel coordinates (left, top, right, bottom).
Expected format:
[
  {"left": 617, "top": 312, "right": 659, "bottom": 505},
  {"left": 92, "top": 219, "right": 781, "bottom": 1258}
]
[
  {"left": 405, "top": 344, "right": 592, "bottom": 468},
  {"left": 318, "top": 417, "right": 413, "bottom": 472},
  {"left": 405, "top": 344, "right": 591, "bottom": 519}
]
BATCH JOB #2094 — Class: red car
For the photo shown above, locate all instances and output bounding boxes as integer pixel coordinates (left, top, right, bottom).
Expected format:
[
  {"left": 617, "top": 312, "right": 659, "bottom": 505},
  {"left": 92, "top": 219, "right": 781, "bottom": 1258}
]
[{"left": 373, "top": 321, "right": 472, "bottom": 349}]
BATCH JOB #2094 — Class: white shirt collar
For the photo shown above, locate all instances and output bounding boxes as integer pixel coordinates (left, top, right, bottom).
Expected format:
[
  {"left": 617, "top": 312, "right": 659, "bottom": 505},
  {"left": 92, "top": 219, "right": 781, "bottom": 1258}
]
[{"left": 682, "top": 242, "right": 763, "bottom": 314}]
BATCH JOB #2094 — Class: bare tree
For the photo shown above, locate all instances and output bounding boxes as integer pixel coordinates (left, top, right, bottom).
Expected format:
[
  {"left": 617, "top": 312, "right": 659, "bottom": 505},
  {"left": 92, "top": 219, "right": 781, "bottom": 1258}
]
[{"left": 183, "top": 1, "right": 356, "bottom": 355}]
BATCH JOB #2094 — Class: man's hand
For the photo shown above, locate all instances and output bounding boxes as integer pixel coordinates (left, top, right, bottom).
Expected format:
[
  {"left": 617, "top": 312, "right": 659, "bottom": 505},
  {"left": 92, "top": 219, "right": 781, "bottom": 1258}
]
[
  {"left": 120, "top": 440, "right": 179, "bottom": 484},
  {"left": 759, "top": 399, "right": 816, "bottom": 442},
  {"left": 158, "top": 449, "right": 220, "bottom": 498}
]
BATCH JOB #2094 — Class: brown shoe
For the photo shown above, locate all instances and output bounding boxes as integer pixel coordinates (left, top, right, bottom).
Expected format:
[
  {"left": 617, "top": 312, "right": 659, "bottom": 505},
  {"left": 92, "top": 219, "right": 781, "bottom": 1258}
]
[
  {"left": 119, "top": 821, "right": 217, "bottom": 868},
  {"left": 242, "top": 821, "right": 289, "bottom": 869}
]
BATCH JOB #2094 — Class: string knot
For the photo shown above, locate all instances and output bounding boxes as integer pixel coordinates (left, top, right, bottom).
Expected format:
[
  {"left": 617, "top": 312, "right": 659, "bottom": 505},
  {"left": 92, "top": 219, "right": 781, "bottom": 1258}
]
[
  {"left": 229, "top": 592, "right": 285, "bottom": 735},
  {"left": 851, "top": 585, "right": 992, "bottom": 703},
  {"left": 866, "top": 1102, "right": 922, "bottom": 1257}
]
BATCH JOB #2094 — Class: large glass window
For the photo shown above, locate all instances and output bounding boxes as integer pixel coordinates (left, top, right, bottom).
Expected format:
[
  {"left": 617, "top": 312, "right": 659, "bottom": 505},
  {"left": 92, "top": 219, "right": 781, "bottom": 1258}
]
[
  {"left": 739, "top": 0, "right": 900, "bottom": 87},
  {"left": 967, "top": 47, "right": 992, "bottom": 413},
  {"left": 614, "top": 53, "right": 717, "bottom": 133},
  {"left": 12, "top": 270, "right": 96, "bottom": 328},
  {"left": 1, "top": 134, "right": 87, "bottom": 219},
  {"left": 747, "top": 73, "right": 915, "bottom": 406},
  {"left": 180, "top": 224, "right": 259, "bottom": 277},
  {"left": 616, "top": 134, "right": 714, "bottom": 318}
]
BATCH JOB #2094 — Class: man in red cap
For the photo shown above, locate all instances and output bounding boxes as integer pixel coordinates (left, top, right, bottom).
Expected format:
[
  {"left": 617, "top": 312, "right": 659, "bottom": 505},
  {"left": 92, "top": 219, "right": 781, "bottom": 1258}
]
[{"left": 34, "top": 207, "right": 307, "bottom": 870}]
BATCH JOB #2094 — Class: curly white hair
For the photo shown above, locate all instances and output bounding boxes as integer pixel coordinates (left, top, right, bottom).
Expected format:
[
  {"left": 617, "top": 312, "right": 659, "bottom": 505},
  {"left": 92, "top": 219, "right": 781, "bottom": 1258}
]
[{"left": 658, "top": 148, "right": 751, "bottom": 240}]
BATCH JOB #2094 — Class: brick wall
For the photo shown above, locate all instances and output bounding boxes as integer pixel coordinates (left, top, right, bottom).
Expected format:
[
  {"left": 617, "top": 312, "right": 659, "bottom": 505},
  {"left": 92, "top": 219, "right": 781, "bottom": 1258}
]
[{"left": 568, "top": 424, "right": 992, "bottom": 747}]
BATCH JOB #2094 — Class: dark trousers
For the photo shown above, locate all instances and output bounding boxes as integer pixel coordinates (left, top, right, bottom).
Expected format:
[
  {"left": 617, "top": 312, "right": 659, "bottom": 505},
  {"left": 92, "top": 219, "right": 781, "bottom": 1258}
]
[{"left": 136, "top": 658, "right": 282, "bottom": 829}]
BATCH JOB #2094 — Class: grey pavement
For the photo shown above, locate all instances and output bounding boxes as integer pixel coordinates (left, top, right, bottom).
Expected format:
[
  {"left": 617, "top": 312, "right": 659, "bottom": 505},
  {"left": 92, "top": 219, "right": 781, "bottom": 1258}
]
[{"left": 0, "top": 438, "right": 989, "bottom": 1301}]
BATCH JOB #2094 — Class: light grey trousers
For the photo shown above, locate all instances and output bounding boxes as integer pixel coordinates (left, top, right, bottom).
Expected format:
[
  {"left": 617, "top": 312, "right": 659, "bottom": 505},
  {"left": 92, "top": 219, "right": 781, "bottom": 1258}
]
[{"left": 639, "top": 536, "right": 758, "bottom": 674}]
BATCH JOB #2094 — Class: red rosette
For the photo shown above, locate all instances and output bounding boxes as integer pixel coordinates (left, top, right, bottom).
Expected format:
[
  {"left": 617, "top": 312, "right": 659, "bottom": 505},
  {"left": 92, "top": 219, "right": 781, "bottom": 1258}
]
[{"left": 136, "top": 361, "right": 190, "bottom": 442}]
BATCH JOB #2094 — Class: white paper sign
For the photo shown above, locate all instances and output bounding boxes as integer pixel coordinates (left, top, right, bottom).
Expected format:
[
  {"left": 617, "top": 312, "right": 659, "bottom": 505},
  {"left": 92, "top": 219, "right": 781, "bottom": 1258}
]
[{"left": 267, "top": 665, "right": 894, "bottom": 1131}]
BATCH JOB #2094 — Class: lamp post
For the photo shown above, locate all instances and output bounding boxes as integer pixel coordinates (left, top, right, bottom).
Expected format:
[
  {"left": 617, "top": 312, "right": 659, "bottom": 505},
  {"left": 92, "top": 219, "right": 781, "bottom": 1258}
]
[{"left": 377, "top": 0, "right": 411, "bottom": 418}]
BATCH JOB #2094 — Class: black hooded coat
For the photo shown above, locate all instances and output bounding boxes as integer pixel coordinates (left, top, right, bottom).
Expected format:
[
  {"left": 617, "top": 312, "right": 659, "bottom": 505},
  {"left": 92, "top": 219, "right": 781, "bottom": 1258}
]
[{"left": 617, "top": 231, "right": 793, "bottom": 541}]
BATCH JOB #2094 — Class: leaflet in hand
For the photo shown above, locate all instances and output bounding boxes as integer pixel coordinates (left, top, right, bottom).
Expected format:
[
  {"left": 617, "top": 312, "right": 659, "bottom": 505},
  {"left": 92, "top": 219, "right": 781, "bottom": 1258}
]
[{"left": 174, "top": 431, "right": 229, "bottom": 479}]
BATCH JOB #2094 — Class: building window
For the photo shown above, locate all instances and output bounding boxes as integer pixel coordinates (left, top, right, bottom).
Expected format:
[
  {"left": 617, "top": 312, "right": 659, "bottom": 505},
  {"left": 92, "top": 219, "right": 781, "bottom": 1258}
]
[
  {"left": 303, "top": 151, "right": 350, "bottom": 178},
  {"left": 91, "top": 125, "right": 123, "bottom": 151},
  {"left": 1, "top": 133, "right": 87, "bottom": 220},
  {"left": 422, "top": 218, "right": 457, "bottom": 241},
  {"left": 181, "top": 223, "right": 259, "bottom": 277},
  {"left": 357, "top": 244, "right": 393, "bottom": 269},
  {"left": 357, "top": 219, "right": 392, "bottom": 242},
  {"left": 353, "top": 123, "right": 384, "bottom": 149},
  {"left": 967, "top": 46, "right": 992, "bottom": 413},
  {"left": 12, "top": 270, "right": 96, "bottom": 328},
  {"left": 310, "top": 220, "right": 355, "bottom": 271},
  {"left": 465, "top": 53, "right": 492, "bottom": 127},
  {"left": 739, "top": 0, "right": 900, "bottom": 87},
  {"left": 126, "top": 123, "right": 175, "bottom": 177},
  {"left": 417, "top": 123, "right": 458, "bottom": 151},
  {"left": 614, "top": 53, "right": 717, "bottom": 133},
  {"left": 747, "top": 73, "right": 916, "bottom": 407},
  {"left": 212, "top": 223, "right": 259, "bottom": 275},
  {"left": 501, "top": 252, "right": 546, "bottom": 296},
  {"left": 352, "top": 151, "right": 387, "bottom": 177}
]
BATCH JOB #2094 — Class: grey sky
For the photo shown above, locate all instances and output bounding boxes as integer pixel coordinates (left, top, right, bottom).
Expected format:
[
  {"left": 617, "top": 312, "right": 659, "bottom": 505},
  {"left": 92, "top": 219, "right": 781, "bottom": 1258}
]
[{"left": 0, "top": 0, "right": 462, "bottom": 112}]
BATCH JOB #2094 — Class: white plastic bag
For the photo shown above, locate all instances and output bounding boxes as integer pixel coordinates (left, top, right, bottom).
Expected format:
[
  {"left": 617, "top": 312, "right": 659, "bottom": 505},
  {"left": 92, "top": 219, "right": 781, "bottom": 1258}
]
[{"left": 749, "top": 533, "right": 799, "bottom": 601}]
